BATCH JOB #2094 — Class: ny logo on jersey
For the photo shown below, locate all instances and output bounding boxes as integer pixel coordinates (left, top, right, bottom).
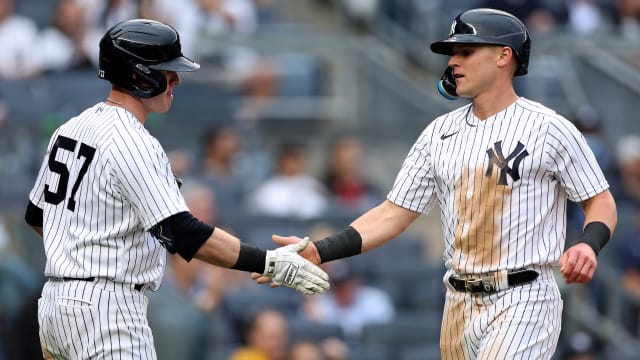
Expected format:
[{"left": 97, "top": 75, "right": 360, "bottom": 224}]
[{"left": 485, "top": 141, "right": 529, "bottom": 185}]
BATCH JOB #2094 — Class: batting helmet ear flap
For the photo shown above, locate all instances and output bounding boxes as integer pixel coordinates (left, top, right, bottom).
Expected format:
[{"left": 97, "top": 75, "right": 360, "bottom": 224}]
[
  {"left": 130, "top": 63, "right": 167, "bottom": 98},
  {"left": 438, "top": 67, "right": 459, "bottom": 100}
]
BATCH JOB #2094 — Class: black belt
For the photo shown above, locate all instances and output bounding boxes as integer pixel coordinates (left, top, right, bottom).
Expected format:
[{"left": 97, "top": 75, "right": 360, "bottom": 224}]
[
  {"left": 448, "top": 269, "right": 539, "bottom": 293},
  {"left": 61, "top": 277, "right": 145, "bottom": 291}
]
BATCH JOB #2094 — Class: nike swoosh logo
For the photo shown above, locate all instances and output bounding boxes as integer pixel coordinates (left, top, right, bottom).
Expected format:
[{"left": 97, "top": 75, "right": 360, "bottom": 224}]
[{"left": 440, "top": 131, "right": 459, "bottom": 140}]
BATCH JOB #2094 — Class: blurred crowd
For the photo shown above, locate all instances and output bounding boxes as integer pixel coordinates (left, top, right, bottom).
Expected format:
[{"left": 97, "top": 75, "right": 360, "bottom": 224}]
[
  {"left": 4, "top": 0, "right": 640, "bottom": 81},
  {"left": 2, "top": 0, "right": 640, "bottom": 359}
]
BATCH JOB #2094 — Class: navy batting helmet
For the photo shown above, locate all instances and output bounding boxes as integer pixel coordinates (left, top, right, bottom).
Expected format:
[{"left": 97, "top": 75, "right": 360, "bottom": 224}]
[
  {"left": 430, "top": 8, "right": 531, "bottom": 76},
  {"left": 98, "top": 19, "right": 200, "bottom": 98}
]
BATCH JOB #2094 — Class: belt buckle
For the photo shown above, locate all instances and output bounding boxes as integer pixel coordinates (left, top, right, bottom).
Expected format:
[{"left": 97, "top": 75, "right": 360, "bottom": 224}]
[{"left": 464, "top": 278, "right": 483, "bottom": 292}]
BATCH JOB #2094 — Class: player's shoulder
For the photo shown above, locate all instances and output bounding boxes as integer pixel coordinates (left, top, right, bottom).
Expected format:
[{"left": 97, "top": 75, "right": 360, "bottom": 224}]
[
  {"left": 517, "top": 98, "right": 584, "bottom": 142},
  {"left": 516, "top": 97, "right": 576, "bottom": 127},
  {"left": 516, "top": 98, "right": 569, "bottom": 122},
  {"left": 515, "top": 97, "right": 558, "bottom": 116}
]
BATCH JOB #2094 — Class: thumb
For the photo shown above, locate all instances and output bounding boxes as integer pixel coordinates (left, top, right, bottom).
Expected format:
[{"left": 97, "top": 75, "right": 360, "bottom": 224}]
[
  {"left": 271, "top": 234, "right": 301, "bottom": 246},
  {"left": 559, "top": 251, "right": 568, "bottom": 272},
  {"left": 290, "top": 237, "right": 310, "bottom": 253}
]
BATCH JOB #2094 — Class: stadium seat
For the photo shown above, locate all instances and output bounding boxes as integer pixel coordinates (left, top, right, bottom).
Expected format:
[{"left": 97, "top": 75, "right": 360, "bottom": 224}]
[
  {"left": 401, "top": 342, "right": 442, "bottom": 360},
  {"left": 360, "top": 310, "right": 441, "bottom": 351},
  {"left": 287, "top": 318, "right": 344, "bottom": 343}
]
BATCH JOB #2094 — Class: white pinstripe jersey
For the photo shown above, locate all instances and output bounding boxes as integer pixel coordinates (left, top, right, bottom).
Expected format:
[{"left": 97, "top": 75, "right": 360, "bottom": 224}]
[
  {"left": 29, "top": 102, "right": 188, "bottom": 290},
  {"left": 388, "top": 98, "right": 609, "bottom": 275}
]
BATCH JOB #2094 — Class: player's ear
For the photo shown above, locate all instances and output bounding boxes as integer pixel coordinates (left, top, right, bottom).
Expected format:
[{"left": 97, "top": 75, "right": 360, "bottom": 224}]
[{"left": 496, "top": 46, "right": 517, "bottom": 75}]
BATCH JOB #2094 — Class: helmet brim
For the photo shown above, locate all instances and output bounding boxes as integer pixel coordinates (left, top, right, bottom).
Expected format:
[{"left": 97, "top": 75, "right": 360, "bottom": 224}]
[
  {"left": 150, "top": 56, "right": 200, "bottom": 72},
  {"left": 430, "top": 35, "right": 505, "bottom": 55}
]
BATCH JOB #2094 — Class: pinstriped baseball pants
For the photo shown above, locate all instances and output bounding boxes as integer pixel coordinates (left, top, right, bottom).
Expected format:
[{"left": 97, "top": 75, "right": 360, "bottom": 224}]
[
  {"left": 440, "top": 266, "right": 563, "bottom": 359},
  {"left": 38, "top": 279, "right": 157, "bottom": 359}
]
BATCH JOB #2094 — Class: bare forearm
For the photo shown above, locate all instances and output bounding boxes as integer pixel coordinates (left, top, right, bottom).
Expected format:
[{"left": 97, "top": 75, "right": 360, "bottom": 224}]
[
  {"left": 350, "top": 200, "right": 421, "bottom": 253},
  {"left": 193, "top": 228, "right": 242, "bottom": 268},
  {"left": 582, "top": 190, "right": 617, "bottom": 235}
]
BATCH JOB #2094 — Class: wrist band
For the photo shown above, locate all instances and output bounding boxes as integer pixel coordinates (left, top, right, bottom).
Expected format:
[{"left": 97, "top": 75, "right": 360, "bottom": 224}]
[
  {"left": 579, "top": 221, "right": 610, "bottom": 255},
  {"left": 231, "top": 243, "right": 266, "bottom": 273},
  {"left": 314, "top": 226, "right": 362, "bottom": 263}
]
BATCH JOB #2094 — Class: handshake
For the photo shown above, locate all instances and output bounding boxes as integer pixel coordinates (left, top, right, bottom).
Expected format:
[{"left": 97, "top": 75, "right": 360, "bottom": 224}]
[{"left": 262, "top": 237, "right": 329, "bottom": 295}]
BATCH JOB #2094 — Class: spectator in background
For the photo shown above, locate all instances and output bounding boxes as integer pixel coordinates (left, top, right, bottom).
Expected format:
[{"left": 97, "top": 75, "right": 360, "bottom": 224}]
[
  {"left": 247, "top": 142, "right": 330, "bottom": 219},
  {"left": 562, "top": 330, "right": 598, "bottom": 360},
  {"left": 77, "top": 0, "right": 150, "bottom": 66},
  {"left": 0, "top": 216, "right": 42, "bottom": 360},
  {"left": 192, "top": 0, "right": 280, "bottom": 122},
  {"left": 35, "top": 0, "right": 92, "bottom": 73},
  {"left": 319, "top": 337, "right": 348, "bottom": 360},
  {"left": 337, "top": 0, "right": 381, "bottom": 30},
  {"left": 615, "top": 0, "right": 640, "bottom": 40},
  {"left": 167, "top": 147, "right": 194, "bottom": 180},
  {"left": 567, "top": 107, "right": 615, "bottom": 235},
  {"left": 147, "top": 180, "right": 248, "bottom": 360},
  {"left": 229, "top": 308, "right": 289, "bottom": 360},
  {"left": 286, "top": 340, "right": 324, "bottom": 360},
  {"left": 79, "top": 0, "right": 139, "bottom": 30},
  {"left": 480, "top": 0, "right": 556, "bottom": 34},
  {"left": 612, "top": 134, "right": 640, "bottom": 235},
  {"left": 322, "top": 134, "right": 382, "bottom": 214},
  {"left": 0, "top": 0, "right": 40, "bottom": 79},
  {"left": 566, "top": 0, "right": 607, "bottom": 35},
  {"left": 139, "top": 0, "right": 199, "bottom": 55},
  {"left": 614, "top": 205, "right": 640, "bottom": 336},
  {"left": 300, "top": 259, "right": 395, "bottom": 341},
  {"left": 571, "top": 106, "right": 614, "bottom": 177},
  {"left": 200, "top": 125, "right": 250, "bottom": 229}
]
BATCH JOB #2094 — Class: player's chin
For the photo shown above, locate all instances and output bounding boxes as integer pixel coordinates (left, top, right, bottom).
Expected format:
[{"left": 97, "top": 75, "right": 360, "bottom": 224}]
[
  {"left": 155, "top": 94, "right": 174, "bottom": 113},
  {"left": 165, "top": 92, "right": 174, "bottom": 107},
  {"left": 454, "top": 87, "right": 472, "bottom": 98}
]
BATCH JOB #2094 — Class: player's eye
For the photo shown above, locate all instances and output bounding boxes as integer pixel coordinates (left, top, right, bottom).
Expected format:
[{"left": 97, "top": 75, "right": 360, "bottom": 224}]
[{"left": 451, "top": 47, "right": 474, "bottom": 57}]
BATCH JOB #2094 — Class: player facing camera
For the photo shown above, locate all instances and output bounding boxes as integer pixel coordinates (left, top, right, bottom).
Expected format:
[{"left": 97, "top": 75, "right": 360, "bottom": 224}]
[{"left": 430, "top": 8, "right": 531, "bottom": 100}]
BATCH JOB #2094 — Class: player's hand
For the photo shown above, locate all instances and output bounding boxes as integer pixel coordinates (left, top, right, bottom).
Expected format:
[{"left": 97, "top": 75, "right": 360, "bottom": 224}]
[
  {"left": 262, "top": 237, "right": 329, "bottom": 295},
  {"left": 252, "top": 234, "right": 322, "bottom": 285},
  {"left": 559, "top": 243, "right": 597, "bottom": 284}
]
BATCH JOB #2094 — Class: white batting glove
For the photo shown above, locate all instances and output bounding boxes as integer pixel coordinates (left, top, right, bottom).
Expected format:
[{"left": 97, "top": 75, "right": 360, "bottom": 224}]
[{"left": 263, "top": 237, "right": 330, "bottom": 295}]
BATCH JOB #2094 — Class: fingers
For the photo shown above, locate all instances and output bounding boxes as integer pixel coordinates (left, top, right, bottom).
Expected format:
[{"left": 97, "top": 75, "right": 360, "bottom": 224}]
[
  {"left": 251, "top": 272, "right": 272, "bottom": 284},
  {"left": 295, "top": 261, "right": 330, "bottom": 294},
  {"left": 295, "top": 279, "right": 328, "bottom": 295},
  {"left": 302, "top": 259, "right": 329, "bottom": 282},
  {"left": 271, "top": 234, "right": 300, "bottom": 246},
  {"left": 560, "top": 244, "right": 597, "bottom": 284},
  {"left": 295, "top": 268, "right": 330, "bottom": 294},
  {"left": 251, "top": 272, "right": 285, "bottom": 288}
]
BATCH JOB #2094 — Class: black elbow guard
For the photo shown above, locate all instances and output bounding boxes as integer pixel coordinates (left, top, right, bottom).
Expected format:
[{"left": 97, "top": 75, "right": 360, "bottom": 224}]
[
  {"left": 25, "top": 201, "right": 43, "bottom": 227},
  {"left": 150, "top": 212, "right": 214, "bottom": 261}
]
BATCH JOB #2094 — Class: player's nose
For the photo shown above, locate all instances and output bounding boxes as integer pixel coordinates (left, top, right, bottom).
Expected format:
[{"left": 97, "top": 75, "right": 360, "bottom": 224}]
[
  {"left": 447, "top": 56, "right": 459, "bottom": 68},
  {"left": 169, "top": 72, "right": 181, "bottom": 86}
]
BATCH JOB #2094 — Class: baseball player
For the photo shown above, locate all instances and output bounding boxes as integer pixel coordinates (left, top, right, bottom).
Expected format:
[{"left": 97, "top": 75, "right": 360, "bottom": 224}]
[
  {"left": 24, "top": 19, "right": 329, "bottom": 360},
  {"left": 256, "top": 8, "right": 617, "bottom": 359}
]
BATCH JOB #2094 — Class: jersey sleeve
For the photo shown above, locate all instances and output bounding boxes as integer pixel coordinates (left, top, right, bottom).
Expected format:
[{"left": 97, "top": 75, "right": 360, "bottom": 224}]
[
  {"left": 387, "top": 126, "right": 438, "bottom": 213},
  {"left": 546, "top": 117, "right": 609, "bottom": 202},
  {"left": 28, "top": 129, "right": 61, "bottom": 209},
  {"left": 108, "top": 131, "right": 188, "bottom": 230}
]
